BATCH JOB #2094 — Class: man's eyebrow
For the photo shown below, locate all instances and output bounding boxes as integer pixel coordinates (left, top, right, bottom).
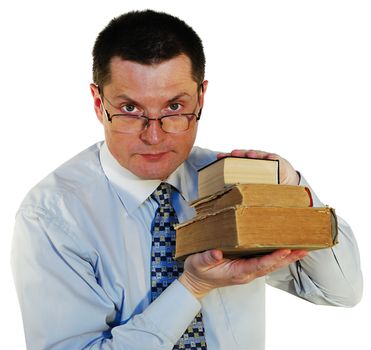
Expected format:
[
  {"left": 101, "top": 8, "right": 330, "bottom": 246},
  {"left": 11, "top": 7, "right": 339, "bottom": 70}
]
[
  {"left": 114, "top": 92, "right": 192, "bottom": 104},
  {"left": 168, "top": 92, "right": 192, "bottom": 102},
  {"left": 114, "top": 93, "right": 139, "bottom": 104}
]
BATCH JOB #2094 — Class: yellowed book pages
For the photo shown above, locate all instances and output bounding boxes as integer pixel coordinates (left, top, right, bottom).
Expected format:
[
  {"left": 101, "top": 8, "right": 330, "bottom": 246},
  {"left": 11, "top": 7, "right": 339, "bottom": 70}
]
[
  {"left": 198, "top": 157, "right": 279, "bottom": 198},
  {"left": 193, "top": 184, "right": 313, "bottom": 215},
  {"left": 175, "top": 206, "right": 337, "bottom": 260}
]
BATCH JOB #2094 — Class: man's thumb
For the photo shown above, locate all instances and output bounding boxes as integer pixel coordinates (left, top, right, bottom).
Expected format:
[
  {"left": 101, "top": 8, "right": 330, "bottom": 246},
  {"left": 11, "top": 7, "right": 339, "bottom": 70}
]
[{"left": 198, "top": 249, "right": 224, "bottom": 269}]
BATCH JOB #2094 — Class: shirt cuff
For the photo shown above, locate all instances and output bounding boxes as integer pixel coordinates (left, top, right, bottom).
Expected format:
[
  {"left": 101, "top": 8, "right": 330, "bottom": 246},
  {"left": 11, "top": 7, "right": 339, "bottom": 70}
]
[{"left": 142, "top": 279, "right": 202, "bottom": 344}]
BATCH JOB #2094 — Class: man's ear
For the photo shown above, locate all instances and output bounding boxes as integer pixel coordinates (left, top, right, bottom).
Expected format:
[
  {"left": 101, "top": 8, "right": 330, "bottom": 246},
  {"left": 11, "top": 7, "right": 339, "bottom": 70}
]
[
  {"left": 90, "top": 83, "right": 104, "bottom": 124},
  {"left": 199, "top": 80, "right": 208, "bottom": 108}
]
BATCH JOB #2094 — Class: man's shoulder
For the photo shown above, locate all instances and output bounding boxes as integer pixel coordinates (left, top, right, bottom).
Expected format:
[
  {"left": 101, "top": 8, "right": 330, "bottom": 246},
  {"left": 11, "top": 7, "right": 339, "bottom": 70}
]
[{"left": 18, "top": 142, "right": 107, "bottom": 214}]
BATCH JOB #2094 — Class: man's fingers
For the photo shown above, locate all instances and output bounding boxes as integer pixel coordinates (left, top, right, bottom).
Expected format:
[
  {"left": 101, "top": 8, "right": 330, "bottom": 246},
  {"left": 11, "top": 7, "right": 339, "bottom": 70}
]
[
  {"left": 217, "top": 149, "right": 280, "bottom": 161},
  {"left": 244, "top": 150, "right": 279, "bottom": 160},
  {"left": 233, "top": 249, "right": 308, "bottom": 281},
  {"left": 216, "top": 152, "right": 231, "bottom": 159},
  {"left": 255, "top": 249, "right": 308, "bottom": 276},
  {"left": 189, "top": 249, "right": 224, "bottom": 271},
  {"left": 181, "top": 249, "right": 308, "bottom": 298},
  {"left": 218, "top": 149, "right": 252, "bottom": 158},
  {"left": 254, "top": 249, "right": 291, "bottom": 273},
  {"left": 228, "top": 149, "right": 279, "bottom": 160},
  {"left": 230, "top": 149, "right": 248, "bottom": 157}
]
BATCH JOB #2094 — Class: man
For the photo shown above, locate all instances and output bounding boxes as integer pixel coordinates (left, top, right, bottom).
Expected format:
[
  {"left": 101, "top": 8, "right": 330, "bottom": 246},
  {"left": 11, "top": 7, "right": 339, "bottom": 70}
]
[{"left": 11, "top": 10, "right": 362, "bottom": 350}]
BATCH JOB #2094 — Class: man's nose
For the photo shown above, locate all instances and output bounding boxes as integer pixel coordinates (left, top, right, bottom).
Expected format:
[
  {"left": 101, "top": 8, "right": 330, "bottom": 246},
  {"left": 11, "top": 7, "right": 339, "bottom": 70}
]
[{"left": 139, "top": 119, "right": 165, "bottom": 144}]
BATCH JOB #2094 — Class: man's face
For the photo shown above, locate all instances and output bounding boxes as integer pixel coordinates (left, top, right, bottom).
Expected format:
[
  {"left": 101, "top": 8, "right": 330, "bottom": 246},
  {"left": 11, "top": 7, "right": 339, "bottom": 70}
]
[{"left": 91, "top": 54, "right": 207, "bottom": 180}]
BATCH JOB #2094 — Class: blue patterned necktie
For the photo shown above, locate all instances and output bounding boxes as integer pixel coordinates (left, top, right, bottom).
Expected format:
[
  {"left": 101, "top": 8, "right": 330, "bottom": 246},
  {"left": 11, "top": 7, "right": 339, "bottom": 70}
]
[{"left": 151, "top": 183, "right": 207, "bottom": 350}]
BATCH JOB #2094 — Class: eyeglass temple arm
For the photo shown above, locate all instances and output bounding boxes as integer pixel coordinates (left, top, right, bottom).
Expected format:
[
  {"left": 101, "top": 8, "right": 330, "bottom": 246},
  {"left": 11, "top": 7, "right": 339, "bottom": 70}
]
[
  {"left": 95, "top": 85, "right": 113, "bottom": 122},
  {"left": 197, "top": 82, "right": 205, "bottom": 120}
]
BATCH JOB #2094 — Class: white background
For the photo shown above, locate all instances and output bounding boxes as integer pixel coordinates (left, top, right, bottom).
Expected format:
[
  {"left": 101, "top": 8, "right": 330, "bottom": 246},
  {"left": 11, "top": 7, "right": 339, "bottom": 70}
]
[{"left": 1, "top": 1, "right": 370, "bottom": 348}]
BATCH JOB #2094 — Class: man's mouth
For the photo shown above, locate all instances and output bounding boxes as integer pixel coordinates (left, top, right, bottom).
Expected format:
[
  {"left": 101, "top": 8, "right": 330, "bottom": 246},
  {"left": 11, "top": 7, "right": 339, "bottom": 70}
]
[{"left": 139, "top": 152, "right": 170, "bottom": 161}]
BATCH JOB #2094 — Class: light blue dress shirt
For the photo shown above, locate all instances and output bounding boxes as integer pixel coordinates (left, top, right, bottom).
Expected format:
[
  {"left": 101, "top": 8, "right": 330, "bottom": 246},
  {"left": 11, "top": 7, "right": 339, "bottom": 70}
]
[{"left": 11, "top": 142, "right": 363, "bottom": 350}]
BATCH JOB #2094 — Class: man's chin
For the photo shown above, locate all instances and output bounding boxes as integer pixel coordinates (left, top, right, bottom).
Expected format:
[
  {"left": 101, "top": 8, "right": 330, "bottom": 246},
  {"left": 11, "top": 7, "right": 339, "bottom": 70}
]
[
  {"left": 133, "top": 162, "right": 176, "bottom": 180},
  {"left": 135, "top": 169, "right": 172, "bottom": 180},
  {"left": 132, "top": 153, "right": 180, "bottom": 180}
]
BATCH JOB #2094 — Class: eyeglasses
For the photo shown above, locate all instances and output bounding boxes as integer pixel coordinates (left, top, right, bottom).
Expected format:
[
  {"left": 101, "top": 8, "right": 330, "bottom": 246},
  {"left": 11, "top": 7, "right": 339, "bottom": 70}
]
[{"left": 99, "top": 86, "right": 203, "bottom": 134}]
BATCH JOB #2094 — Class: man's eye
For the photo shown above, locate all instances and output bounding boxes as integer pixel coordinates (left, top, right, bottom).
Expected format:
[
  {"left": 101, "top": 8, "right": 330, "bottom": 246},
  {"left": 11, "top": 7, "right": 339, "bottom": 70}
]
[
  {"left": 122, "top": 104, "right": 137, "bottom": 113},
  {"left": 169, "top": 103, "right": 181, "bottom": 111}
]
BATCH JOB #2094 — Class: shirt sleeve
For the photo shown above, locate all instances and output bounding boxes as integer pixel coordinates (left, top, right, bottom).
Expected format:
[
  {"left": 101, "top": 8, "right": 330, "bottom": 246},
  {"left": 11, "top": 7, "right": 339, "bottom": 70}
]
[
  {"left": 11, "top": 207, "right": 201, "bottom": 350},
  {"left": 266, "top": 175, "right": 363, "bottom": 307}
]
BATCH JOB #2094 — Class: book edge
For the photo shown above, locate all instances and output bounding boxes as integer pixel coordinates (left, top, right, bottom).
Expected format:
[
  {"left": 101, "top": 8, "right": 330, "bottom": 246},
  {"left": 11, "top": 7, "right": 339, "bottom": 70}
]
[{"left": 197, "top": 156, "right": 280, "bottom": 173}]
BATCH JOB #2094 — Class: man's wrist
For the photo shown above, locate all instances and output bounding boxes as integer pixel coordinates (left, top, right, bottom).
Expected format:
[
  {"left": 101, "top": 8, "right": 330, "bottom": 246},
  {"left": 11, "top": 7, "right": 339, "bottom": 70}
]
[{"left": 178, "top": 273, "right": 210, "bottom": 300}]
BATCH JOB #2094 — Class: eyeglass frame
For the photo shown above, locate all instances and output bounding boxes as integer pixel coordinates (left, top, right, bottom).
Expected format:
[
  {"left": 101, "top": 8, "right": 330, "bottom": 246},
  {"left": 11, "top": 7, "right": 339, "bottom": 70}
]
[{"left": 96, "top": 84, "right": 204, "bottom": 134}]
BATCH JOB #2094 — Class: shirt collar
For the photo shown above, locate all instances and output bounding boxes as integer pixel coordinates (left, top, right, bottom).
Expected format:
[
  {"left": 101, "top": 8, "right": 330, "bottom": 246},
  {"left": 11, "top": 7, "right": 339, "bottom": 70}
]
[{"left": 99, "top": 142, "right": 193, "bottom": 214}]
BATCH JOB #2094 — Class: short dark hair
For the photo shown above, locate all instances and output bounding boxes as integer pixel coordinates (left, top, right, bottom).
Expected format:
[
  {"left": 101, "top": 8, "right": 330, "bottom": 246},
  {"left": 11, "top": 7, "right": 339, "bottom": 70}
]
[{"left": 92, "top": 10, "right": 206, "bottom": 88}]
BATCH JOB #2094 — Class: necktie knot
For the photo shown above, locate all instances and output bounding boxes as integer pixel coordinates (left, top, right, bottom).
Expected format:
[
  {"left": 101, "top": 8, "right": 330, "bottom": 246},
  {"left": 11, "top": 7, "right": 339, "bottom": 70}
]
[{"left": 152, "top": 183, "right": 172, "bottom": 208}]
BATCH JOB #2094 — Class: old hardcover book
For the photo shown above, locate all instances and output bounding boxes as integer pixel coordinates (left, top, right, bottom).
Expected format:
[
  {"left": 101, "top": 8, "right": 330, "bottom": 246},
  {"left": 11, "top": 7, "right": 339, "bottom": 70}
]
[
  {"left": 198, "top": 157, "right": 279, "bottom": 198},
  {"left": 175, "top": 206, "right": 338, "bottom": 260},
  {"left": 192, "top": 184, "right": 313, "bottom": 216}
]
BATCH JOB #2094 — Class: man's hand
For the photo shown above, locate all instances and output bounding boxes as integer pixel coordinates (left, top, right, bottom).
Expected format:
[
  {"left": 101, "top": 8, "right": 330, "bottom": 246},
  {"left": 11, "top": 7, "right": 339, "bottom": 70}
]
[
  {"left": 178, "top": 149, "right": 305, "bottom": 299},
  {"left": 217, "top": 149, "right": 300, "bottom": 185},
  {"left": 179, "top": 249, "right": 308, "bottom": 299}
]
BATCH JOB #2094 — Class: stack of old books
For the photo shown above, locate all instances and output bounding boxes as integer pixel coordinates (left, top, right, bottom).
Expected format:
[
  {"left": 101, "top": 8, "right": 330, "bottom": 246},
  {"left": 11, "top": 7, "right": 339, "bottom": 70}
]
[{"left": 175, "top": 157, "right": 338, "bottom": 259}]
